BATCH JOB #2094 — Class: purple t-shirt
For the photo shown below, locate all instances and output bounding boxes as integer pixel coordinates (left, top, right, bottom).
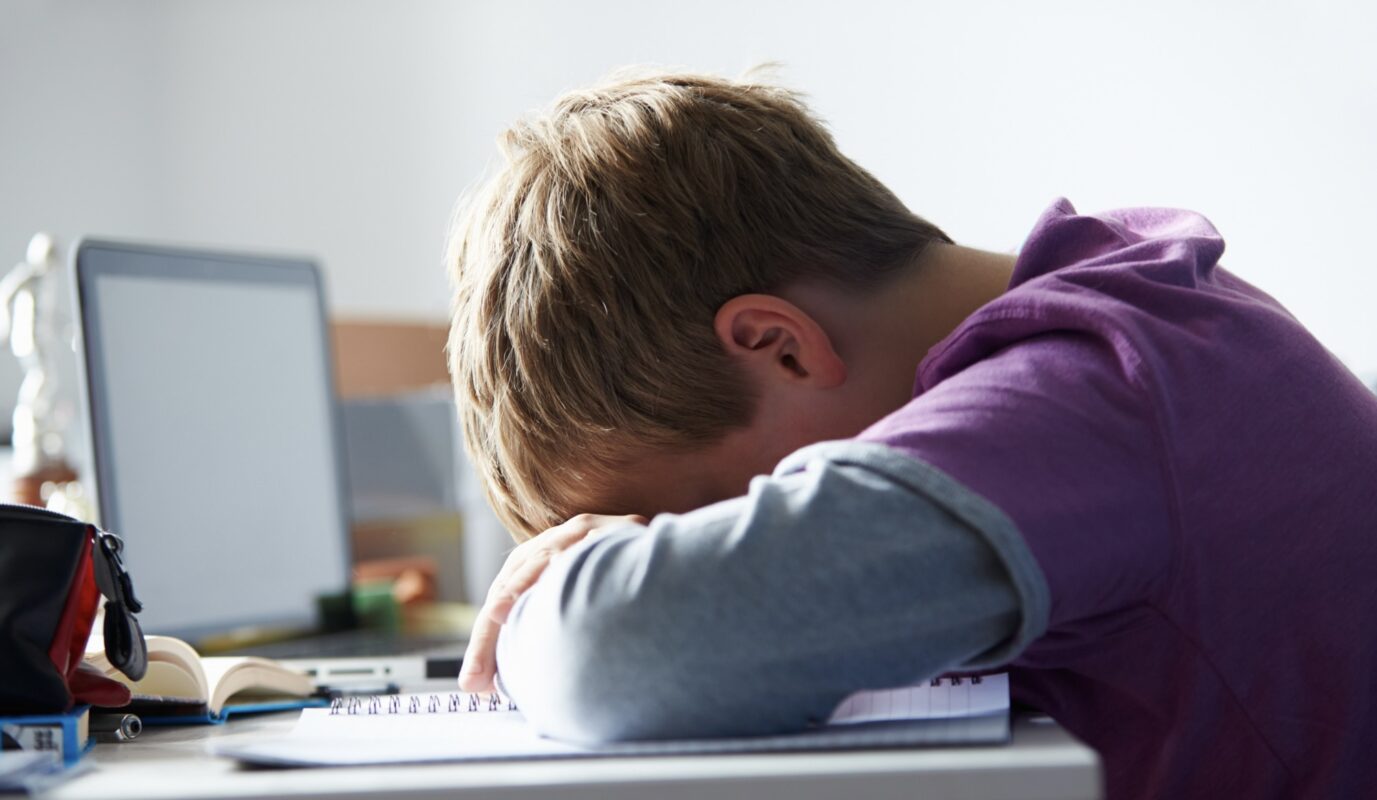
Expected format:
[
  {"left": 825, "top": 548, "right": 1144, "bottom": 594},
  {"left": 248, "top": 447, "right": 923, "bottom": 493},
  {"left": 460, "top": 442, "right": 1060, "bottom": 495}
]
[{"left": 859, "top": 199, "right": 1377, "bottom": 798}]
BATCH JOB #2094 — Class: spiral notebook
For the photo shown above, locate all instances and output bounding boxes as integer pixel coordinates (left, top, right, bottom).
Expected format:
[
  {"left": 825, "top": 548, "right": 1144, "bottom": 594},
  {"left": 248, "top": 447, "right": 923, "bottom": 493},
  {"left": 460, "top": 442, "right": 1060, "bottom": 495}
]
[{"left": 218, "top": 674, "right": 1010, "bottom": 766}]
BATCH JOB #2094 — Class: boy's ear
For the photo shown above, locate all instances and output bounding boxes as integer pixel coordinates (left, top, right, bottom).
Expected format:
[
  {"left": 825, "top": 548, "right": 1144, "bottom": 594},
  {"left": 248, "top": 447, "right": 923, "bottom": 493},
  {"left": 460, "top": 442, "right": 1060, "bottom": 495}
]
[{"left": 713, "top": 294, "right": 847, "bottom": 388}]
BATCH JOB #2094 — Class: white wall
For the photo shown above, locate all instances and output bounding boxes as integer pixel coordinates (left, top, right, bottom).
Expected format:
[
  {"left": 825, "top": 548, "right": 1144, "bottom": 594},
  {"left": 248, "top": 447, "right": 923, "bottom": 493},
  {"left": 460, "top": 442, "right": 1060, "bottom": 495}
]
[
  {"left": 2, "top": 0, "right": 1375, "bottom": 413},
  {"left": 442, "top": 0, "right": 1377, "bottom": 379}
]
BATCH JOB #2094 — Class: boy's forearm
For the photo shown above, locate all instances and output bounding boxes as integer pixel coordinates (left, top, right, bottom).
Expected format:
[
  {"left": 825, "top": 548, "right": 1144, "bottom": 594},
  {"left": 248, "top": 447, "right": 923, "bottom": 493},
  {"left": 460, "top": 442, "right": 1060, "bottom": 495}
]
[{"left": 495, "top": 441, "right": 1050, "bottom": 744}]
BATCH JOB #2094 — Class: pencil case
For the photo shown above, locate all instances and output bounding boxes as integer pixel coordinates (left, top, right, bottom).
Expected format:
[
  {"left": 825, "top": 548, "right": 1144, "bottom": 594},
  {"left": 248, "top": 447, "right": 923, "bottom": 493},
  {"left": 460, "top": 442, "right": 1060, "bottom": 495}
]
[{"left": 0, "top": 503, "right": 147, "bottom": 714}]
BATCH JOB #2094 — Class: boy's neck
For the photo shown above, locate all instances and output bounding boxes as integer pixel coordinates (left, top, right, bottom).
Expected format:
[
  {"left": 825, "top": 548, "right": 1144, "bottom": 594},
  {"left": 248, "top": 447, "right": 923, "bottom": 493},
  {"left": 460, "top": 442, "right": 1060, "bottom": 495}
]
[
  {"left": 782, "top": 243, "right": 1017, "bottom": 403},
  {"left": 904, "top": 244, "right": 1019, "bottom": 354}
]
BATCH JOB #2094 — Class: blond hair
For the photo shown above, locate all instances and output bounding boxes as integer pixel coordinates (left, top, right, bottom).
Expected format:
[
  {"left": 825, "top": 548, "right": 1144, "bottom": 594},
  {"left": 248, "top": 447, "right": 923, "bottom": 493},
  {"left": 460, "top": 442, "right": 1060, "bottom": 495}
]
[{"left": 448, "top": 69, "right": 950, "bottom": 539}]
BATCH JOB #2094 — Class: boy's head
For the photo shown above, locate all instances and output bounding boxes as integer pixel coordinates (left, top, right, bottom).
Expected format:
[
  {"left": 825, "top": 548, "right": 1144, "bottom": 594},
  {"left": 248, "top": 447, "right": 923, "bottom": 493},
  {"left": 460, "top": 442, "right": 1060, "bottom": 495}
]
[{"left": 448, "top": 69, "right": 950, "bottom": 539}]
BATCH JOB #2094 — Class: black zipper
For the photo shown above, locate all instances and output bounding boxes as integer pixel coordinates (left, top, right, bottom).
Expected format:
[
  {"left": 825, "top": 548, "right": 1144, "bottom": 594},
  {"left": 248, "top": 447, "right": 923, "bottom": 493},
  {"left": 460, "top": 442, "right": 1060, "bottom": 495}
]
[
  {"left": 1, "top": 501, "right": 141, "bottom": 612},
  {"left": 0, "top": 501, "right": 84, "bottom": 524}
]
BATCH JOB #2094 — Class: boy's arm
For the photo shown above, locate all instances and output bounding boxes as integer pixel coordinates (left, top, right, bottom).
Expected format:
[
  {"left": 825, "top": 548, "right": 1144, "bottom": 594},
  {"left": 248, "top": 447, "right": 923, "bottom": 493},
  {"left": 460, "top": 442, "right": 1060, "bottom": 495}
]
[{"left": 492, "top": 441, "right": 1049, "bottom": 744}]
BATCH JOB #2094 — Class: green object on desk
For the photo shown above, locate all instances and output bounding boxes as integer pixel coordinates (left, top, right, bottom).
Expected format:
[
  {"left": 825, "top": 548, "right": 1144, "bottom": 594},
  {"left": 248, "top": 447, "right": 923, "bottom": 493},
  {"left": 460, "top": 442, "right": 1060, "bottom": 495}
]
[{"left": 351, "top": 581, "right": 401, "bottom": 633}]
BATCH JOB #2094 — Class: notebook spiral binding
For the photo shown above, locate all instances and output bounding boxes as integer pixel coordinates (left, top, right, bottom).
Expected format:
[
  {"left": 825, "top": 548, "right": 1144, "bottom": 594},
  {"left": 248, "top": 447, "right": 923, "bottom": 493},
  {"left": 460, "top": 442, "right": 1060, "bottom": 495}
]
[
  {"left": 328, "top": 693, "right": 519, "bottom": 716},
  {"left": 327, "top": 676, "right": 985, "bottom": 717},
  {"left": 930, "top": 674, "right": 984, "bottom": 687}
]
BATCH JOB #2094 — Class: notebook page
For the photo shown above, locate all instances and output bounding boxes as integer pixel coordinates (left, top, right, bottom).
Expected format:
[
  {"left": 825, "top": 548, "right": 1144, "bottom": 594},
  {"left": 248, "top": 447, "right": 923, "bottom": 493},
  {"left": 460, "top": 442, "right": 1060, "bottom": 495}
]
[
  {"left": 219, "top": 676, "right": 1010, "bottom": 766},
  {"left": 828, "top": 674, "right": 1008, "bottom": 725},
  {"left": 291, "top": 693, "right": 580, "bottom": 761}
]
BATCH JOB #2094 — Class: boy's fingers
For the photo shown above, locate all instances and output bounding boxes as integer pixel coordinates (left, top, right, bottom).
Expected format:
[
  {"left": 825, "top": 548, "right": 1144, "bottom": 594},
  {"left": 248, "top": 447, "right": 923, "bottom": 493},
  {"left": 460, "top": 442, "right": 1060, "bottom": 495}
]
[
  {"left": 481, "top": 514, "right": 643, "bottom": 623},
  {"left": 489, "top": 554, "right": 562, "bottom": 624},
  {"left": 549, "top": 517, "right": 596, "bottom": 545},
  {"left": 457, "top": 513, "right": 650, "bottom": 695},
  {"left": 458, "top": 615, "right": 499, "bottom": 692},
  {"left": 461, "top": 563, "right": 530, "bottom": 688},
  {"left": 552, "top": 513, "right": 647, "bottom": 543},
  {"left": 457, "top": 543, "right": 547, "bottom": 693},
  {"left": 458, "top": 545, "right": 560, "bottom": 692}
]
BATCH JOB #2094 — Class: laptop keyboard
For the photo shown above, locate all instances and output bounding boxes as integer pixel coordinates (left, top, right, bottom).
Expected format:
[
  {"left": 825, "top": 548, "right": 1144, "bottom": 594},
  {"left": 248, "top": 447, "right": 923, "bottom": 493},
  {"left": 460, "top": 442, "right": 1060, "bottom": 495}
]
[{"left": 227, "top": 630, "right": 464, "bottom": 660}]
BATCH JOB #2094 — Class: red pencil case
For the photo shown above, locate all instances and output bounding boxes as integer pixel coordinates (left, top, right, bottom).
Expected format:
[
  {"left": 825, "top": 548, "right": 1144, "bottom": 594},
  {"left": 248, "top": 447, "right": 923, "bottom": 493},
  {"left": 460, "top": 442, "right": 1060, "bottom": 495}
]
[{"left": 0, "top": 503, "right": 147, "bottom": 713}]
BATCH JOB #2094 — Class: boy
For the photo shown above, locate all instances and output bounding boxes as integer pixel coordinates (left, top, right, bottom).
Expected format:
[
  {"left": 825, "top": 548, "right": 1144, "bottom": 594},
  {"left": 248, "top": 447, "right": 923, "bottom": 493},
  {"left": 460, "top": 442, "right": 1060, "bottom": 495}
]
[{"left": 446, "top": 71, "right": 1377, "bottom": 799}]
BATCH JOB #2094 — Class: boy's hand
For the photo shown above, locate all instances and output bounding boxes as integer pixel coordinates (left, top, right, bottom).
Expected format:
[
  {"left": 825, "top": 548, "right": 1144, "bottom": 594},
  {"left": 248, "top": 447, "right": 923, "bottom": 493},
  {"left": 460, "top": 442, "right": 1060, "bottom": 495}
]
[{"left": 458, "top": 513, "right": 648, "bottom": 693}]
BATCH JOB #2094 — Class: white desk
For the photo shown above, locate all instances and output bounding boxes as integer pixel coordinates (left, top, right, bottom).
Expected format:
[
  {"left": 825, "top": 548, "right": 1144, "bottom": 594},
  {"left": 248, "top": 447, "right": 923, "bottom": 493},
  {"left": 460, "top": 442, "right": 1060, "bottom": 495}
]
[
  {"left": 2, "top": 428, "right": 1099, "bottom": 799},
  {"left": 51, "top": 708, "right": 1099, "bottom": 800}
]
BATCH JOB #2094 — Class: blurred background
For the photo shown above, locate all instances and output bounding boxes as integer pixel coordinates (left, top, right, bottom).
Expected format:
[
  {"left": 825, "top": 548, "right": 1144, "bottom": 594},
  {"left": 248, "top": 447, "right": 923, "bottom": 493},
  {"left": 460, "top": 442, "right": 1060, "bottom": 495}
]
[
  {"left": 1, "top": 0, "right": 1374, "bottom": 602},
  {"left": 5, "top": 0, "right": 1376, "bottom": 373},
  {"left": 2, "top": 0, "right": 1377, "bottom": 382}
]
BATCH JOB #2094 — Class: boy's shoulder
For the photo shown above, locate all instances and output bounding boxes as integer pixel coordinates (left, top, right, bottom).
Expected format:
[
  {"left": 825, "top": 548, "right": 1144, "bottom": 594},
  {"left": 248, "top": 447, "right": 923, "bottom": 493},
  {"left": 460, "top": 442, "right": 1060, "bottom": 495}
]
[
  {"left": 860, "top": 202, "right": 1377, "bottom": 800},
  {"left": 917, "top": 199, "right": 1231, "bottom": 390}
]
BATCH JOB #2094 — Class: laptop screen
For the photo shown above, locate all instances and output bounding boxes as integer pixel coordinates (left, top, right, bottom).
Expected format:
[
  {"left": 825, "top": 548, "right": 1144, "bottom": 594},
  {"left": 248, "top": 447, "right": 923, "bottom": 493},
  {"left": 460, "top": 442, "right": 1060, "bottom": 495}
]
[{"left": 75, "top": 241, "right": 351, "bottom": 639}]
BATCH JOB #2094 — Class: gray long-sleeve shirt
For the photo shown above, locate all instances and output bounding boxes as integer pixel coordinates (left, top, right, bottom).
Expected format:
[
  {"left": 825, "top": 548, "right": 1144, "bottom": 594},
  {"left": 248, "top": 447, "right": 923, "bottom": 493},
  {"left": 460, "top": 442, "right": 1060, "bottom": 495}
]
[{"left": 494, "top": 440, "right": 1050, "bottom": 744}]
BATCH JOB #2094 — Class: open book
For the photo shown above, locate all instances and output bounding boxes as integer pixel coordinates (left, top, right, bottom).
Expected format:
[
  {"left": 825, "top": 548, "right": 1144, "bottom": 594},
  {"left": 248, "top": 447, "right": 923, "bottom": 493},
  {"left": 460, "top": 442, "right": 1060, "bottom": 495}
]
[
  {"left": 218, "top": 674, "right": 1010, "bottom": 766},
  {"left": 84, "top": 634, "right": 321, "bottom": 723}
]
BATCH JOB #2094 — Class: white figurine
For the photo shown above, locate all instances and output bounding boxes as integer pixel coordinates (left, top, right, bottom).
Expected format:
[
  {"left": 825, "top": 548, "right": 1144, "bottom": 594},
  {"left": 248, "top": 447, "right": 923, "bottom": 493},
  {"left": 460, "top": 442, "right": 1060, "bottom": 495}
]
[{"left": 0, "top": 233, "right": 76, "bottom": 502}]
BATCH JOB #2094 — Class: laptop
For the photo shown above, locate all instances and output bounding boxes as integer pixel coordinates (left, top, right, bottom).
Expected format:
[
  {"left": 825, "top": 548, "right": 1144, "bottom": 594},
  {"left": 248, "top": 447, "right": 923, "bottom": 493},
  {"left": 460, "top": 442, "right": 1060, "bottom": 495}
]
[{"left": 72, "top": 238, "right": 464, "bottom": 687}]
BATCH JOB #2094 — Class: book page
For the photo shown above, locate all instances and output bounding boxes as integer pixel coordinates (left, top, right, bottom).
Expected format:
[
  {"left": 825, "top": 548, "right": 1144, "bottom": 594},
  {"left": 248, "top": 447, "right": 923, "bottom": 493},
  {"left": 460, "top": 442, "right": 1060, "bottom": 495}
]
[
  {"left": 118, "top": 661, "right": 204, "bottom": 703},
  {"left": 85, "top": 633, "right": 209, "bottom": 700},
  {"left": 202, "top": 657, "right": 313, "bottom": 714}
]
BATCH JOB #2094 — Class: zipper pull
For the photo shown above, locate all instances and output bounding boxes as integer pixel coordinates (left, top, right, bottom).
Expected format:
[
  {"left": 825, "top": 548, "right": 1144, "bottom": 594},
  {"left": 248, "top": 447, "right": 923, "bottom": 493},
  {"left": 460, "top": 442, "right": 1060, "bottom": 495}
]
[{"left": 95, "top": 529, "right": 143, "bottom": 614}]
